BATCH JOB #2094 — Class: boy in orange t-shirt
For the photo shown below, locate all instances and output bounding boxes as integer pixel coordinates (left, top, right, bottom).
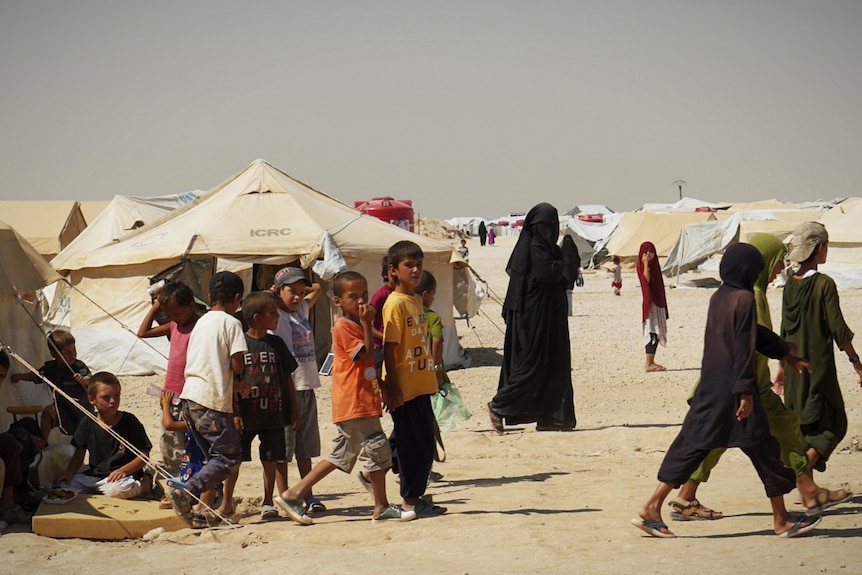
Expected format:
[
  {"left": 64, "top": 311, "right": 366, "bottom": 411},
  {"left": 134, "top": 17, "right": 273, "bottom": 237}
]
[{"left": 275, "top": 271, "right": 415, "bottom": 524}]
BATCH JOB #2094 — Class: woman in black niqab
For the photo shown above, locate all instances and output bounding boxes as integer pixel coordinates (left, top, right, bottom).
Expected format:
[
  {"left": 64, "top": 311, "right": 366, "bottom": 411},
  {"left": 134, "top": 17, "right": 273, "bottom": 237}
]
[{"left": 488, "top": 203, "right": 576, "bottom": 433}]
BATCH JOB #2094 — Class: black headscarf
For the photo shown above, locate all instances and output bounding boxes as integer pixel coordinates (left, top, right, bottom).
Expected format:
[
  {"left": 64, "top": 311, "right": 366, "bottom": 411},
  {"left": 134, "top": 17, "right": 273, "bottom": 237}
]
[
  {"left": 720, "top": 243, "right": 764, "bottom": 291},
  {"left": 503, "top": 203, "right": 561, "bottom": 313},
  {"left": 506, "top": 203, "right": 560, "bottom": 276}
]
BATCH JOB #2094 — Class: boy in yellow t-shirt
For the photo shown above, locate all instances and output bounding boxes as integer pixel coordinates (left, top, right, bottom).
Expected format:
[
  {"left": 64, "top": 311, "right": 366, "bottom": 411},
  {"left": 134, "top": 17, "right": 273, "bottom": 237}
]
[
  {"left": 275, "top": 271, "right": 415, "bottom": 524},
  {"left": 382, "top": 241, "right": 447, "bottom": 517}
]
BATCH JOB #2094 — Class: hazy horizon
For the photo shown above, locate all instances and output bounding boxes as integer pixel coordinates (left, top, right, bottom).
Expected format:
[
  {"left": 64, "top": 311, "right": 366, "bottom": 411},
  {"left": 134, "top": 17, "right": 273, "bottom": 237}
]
[{"left": 2, "top": 2, "right": 860, "bottom": 218}]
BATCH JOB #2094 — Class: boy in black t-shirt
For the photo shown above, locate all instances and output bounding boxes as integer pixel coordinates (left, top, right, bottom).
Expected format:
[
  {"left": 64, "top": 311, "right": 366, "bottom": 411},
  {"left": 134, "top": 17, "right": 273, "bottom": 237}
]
[
  {"left": 234, "top": 291, "right": 299, "bottom": 520},
  {"left": 11, "top": 330, "right": 92, "bottom": 439},
  {"left": 56, "top": 372, "right": 153, "bottom": 499}
]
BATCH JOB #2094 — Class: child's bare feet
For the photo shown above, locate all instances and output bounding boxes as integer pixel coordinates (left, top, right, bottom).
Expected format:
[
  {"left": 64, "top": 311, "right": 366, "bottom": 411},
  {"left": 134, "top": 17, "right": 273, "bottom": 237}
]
[{"left": 645, "top": 363, "right": 666, "bottom": 372}]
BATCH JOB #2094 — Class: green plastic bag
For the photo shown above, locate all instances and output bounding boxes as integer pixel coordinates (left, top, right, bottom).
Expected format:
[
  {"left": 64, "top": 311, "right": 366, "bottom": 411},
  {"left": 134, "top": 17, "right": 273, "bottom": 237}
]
[{"left": 430, "top": 380, "right": 472, "bottom": 432}]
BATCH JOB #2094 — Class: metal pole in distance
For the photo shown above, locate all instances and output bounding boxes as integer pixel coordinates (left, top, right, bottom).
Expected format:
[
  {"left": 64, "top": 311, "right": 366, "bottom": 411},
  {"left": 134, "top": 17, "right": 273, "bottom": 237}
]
[{"left": 672, "top": 179, "right": 686, "bottom": 201}]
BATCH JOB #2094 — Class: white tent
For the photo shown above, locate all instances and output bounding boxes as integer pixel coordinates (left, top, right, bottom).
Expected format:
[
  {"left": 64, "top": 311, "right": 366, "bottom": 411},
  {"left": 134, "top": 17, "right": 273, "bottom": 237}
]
[
  {"left": 640, "top": 197, "right": 728, "bottom": 213},
  {"left": 45, "top": 192, "right": 200, "bottom": 330},
  {"left": 0, "top": 220, "right": 61, "bottom": 431},
  {"left": 815, "top": 198, "right": 862, "bottom": 288},
  {"left": 53, "top": 159, "right": 471, "bottom": 375},
  {"left": 561, "top": 212, "right": 623, "bottom": 267},
  {"left": 444, "top": 216, "right": 485, "bottom": 237}
]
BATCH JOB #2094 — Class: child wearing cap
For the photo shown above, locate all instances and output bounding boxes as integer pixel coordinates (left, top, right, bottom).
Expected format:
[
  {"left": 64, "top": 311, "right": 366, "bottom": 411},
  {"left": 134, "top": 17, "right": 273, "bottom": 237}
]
[
  {"left": 169, "top": 271, "right": 250, "bottom": 526},
  {"left": 271, "top": 267, "right": 326, "bottom": 512},
  {"left": 778, "top": 221, "right": 862, "bottom": 475}
]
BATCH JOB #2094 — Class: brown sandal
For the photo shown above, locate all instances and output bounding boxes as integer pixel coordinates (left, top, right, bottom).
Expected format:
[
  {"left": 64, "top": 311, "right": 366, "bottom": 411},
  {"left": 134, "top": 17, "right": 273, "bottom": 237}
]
[
  {"left": 803, "top": 485, "right": 853, "bottom": 516},
  {"left": 667, "top": 497, "right": 723, "bottom": 521},
  {"left": 487, "top": 403, "right": 504, "bottom": 435}
]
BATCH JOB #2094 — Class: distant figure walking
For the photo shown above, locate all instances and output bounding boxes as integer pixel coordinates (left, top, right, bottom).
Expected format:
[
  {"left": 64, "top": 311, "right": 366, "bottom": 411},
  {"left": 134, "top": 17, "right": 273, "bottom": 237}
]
[
  {"left": 638, "top": 241, "right": 668, "bottom": 372},
  {"left": 478, "top": 221, "right": 488, "bottom": 247},
  {"left": 488, "top": 203, "right": 576, "bottom": 433},
  {"left": 561, "top": 235, "right": 580, "bottom": 317},
  {"left": 487, "top": 225, "right": 495, "bottom": 246},
  {"left": 610, "top": 255, "right": 622, "bottom": 296}
]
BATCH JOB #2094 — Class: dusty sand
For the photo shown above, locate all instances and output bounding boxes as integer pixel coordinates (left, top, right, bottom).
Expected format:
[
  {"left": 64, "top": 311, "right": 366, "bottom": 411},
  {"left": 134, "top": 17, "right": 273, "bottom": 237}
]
[{"left": 5, "top": 235, "right": 862, "bottom": 574}]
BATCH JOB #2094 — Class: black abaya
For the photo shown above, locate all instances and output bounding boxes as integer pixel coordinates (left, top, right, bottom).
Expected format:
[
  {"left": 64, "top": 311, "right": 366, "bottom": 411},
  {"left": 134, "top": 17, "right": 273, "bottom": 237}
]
[{"left": 490, "top": 203, "right": 576, "bottom": 428}]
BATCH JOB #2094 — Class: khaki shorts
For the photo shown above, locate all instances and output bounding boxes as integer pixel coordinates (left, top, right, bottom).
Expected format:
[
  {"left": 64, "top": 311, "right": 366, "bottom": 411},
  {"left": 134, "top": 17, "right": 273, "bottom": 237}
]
[
  {"left": 325, "top": 416, "right": 391, "bottom": 474},
  {"left": 283, "top": 389, "right": 321, "bottom": 461}
]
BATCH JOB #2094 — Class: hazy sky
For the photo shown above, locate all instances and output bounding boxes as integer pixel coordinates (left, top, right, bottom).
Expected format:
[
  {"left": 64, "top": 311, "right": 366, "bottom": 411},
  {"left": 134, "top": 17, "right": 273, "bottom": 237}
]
[{"left": 2, "top": 1, "right": 860, "bottom": 218}]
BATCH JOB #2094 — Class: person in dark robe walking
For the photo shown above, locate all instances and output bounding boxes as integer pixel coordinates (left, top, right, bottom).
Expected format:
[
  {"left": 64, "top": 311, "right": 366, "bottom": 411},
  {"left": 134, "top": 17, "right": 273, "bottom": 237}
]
[
  {"left": 478, "top": 221, "right": 488, "bottom": 247},
  {"left": 487, "top": 203, "right": 575, "bottom": 433},
  {"left": 632, "top": 243, "right": 819, "bottom": 539}
]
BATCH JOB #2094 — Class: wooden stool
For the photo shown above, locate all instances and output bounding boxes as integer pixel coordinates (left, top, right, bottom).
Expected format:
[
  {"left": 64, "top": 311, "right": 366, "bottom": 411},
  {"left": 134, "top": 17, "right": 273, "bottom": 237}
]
[{"left": 6, "top": 405, "right": 43, "bottom": 423}]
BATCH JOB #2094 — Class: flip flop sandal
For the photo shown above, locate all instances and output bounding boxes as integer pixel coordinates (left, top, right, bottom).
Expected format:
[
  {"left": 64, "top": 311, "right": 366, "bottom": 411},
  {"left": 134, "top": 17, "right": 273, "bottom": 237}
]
[
  {"left": 630, "top": 517, "right": 676, "bottom": 538},
  {"left": 778, "top": 515, "right": 822, "bottom": 538}
]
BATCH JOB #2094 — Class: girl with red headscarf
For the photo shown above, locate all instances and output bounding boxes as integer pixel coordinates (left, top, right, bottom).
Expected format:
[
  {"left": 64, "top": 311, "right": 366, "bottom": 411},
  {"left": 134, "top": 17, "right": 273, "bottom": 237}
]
[{"left": 637, "top": 241, "right": 668, "bottom": 372}]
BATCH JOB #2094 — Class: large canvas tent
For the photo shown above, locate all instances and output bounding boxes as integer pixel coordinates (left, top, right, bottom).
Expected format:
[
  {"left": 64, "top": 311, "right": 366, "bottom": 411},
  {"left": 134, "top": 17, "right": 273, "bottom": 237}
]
[
  {"left": 604, "top": 212, "right": 716, "bottom": 265},
  {"left": 0, "top": 220, "right": 61, "bottom": 431},
  {"left": 53, "top": 159, "right": 471, "bottom": 375},
  {"left": 0, "top": 201, "right": 90, "bottom": 259},
  {"left": 46, "top": 192, "right": 200, "bottom": 330}
]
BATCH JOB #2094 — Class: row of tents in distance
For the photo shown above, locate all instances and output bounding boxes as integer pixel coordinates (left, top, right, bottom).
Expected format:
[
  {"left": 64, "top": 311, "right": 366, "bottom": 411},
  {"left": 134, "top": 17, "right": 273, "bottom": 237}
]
[{"left": 447, "top": 195, "right": 862, "bottom": 288}]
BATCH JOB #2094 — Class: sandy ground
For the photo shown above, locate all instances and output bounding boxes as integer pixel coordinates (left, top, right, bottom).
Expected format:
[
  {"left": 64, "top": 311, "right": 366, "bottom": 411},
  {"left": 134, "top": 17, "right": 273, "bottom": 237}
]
[{"left": 5, "top": 234, "right": 862, "bottom": 574}]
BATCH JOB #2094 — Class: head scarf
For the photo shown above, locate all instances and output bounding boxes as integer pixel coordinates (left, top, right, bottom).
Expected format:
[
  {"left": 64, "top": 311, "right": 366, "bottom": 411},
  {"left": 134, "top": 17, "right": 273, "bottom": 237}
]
[
  {"left": 748, "top": 233, "right": 786, "bottom": 329},
  {"left": 506, "top": 203, "right": 560, "bottom": 276},
  {"left": 636, "top": 241, "right": 667, "bottom": 321},
  {"left": 719, "top": 243, "right": 764, "bottom": 292},
  {"left": 503, "top": 203, "right": 560, "bottom": 313}
]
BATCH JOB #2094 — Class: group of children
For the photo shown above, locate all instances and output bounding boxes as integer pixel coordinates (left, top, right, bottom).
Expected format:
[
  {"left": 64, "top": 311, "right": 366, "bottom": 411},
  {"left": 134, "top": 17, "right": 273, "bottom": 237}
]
[{"left": 149, "top": 240, "right": 448, "bottom": 526}]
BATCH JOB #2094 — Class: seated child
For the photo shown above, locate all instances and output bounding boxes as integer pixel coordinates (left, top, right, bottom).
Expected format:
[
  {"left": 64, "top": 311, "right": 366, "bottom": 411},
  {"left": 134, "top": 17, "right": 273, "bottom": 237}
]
[
  {"left": 11, "top": 330, "right": 91, "bottom": 439},
  {"left": 55, "top": 372, "right": 153, "bottom": 499},
  {"left": 276, "top": 271, "right": 415, "bottom": 524}
]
